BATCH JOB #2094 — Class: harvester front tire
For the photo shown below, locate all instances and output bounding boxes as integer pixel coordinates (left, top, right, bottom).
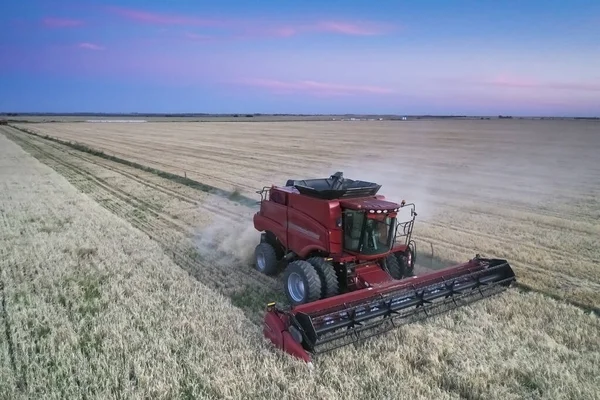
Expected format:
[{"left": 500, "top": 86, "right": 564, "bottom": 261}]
[
  {"left": 284, "top": 260, "right": 322, "bottom": 305},
  {"left": 396, "top": 246, "right": 415, "bottom": 277},
  {"left": 254, "top": 242, "right": 278, "bottom": 276},
  {"left": 385, "top": 254, "right": 405, "bottom": 279},
  {"left": 307, "top": 257, "right": 339, "bottom": 299}
]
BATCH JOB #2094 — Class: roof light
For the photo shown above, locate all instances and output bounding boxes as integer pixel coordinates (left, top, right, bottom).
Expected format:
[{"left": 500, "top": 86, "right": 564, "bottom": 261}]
[
  {"left": 369, "top": 210, "right": 375, "bottom": 213},
  {"left": 376, "top": 210, "right": 382, "bottom": 213}
]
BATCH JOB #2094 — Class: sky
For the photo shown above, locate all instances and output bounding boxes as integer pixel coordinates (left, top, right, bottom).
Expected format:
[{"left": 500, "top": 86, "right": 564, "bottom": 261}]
[{"left": 1, "top": 0, "right": 599, "bottom": 116}]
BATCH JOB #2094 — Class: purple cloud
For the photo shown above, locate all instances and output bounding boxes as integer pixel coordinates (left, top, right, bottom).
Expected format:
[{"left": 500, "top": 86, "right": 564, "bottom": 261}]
[
  {"left": 107, "top": 6, "right": 223, "bottom": 27},
  {"left": 106, "top": 6, "right": 393, "bottom": 38},
  {"left": 184, "top": 32, "right": 216, "bottom": 42},
  {"left": 239, "top": 21, "right": 393, "bottom": 39},
  {"left": 77, "top": 42, "right": 105, "bottom": 51},
  {"left": 485, "top": 74, "right": 600, "bottom": 92},
  {"left": 237, "top": 78, "right": 396, "bottom": 96},
  {"left": 313, "top": 21, "right": 393, "bottom": 36},
  {"left": 42, "top": 17, "right": 85, "bottom": 28}
]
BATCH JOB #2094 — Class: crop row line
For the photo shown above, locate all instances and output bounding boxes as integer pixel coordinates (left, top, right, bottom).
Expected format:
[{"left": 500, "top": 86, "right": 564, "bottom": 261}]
[
  {"left": 5, "top": 126, "right": 598, "bottom": 318},
  {"left": 8, "top": 125, "right": 258, "bottom": 207},
  {"left": 3, "top": 127, "right": 282, "bottom": 323}
]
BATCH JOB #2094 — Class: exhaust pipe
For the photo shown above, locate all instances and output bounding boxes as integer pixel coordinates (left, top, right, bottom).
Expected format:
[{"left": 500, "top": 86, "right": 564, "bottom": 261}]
[{"left": 263, "top": 256, "right": 516, "bottom": 362}]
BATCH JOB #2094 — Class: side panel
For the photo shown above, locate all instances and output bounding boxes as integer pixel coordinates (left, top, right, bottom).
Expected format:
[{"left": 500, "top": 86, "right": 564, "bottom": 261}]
[
  {"left": 287, "top": 207, "right": 330, "bottom": 257},
  {"left": 286, "top": 192, "right": 344, "bottom": 258},
  {"left": 329, "top": 228, "right": 343, "bottom": 255},
  {"left": 253, "top": 204, "right": 288, "bottom": 248}
]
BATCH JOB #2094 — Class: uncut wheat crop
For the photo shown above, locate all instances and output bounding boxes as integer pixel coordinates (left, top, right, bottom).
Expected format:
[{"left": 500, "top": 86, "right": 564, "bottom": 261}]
[{"left": 2, "top": 123, "right": 599, "bottom": 399}]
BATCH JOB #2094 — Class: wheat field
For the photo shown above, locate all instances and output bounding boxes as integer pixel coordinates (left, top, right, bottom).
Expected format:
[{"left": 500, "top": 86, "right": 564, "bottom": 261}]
[
  {"left": 16, "top": 120, "right": 600, "bottom": 310},
  {"left": 1, "top": 122, "right": 599, "bottom": 399}
]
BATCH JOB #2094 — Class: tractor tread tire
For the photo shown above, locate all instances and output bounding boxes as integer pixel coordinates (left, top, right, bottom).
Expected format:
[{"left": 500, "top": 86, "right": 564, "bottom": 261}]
[
  {"left": 254, "top": 242, "right": 279, "bottom": 276},
  {"left": 386, "top": 253, "right": 405, "bottom": 279},
  {"left": 284, "top": 260, "right": 322, "bottom": 305},
  {"left": 307, "top": 257, "right": 339, "bottom": 299}
]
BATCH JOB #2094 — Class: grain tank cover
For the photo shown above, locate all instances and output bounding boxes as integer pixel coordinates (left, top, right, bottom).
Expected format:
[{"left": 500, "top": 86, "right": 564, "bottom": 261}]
[{"left": 285, "top": 171, "right": 381, "bottom": 200}]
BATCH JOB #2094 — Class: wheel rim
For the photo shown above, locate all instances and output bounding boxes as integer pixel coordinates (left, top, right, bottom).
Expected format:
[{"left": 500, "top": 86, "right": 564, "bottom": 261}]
[
  {"left": 287, "top": 272, "right": 305, "bottom": 303},
  {"left": 406, "top": 250, "right": 412, "bottom": 266},
  {"left": 256, "top": 251, "right": 266, "bottom": 271}
]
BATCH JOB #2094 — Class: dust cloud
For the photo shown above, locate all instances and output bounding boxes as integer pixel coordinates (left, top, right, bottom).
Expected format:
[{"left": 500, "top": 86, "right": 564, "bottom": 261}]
[
  {"left": 189, "top": 158, "right": 443, "bottom": 269},
  {"left": 316, "top": 156, "right": 441, "bottom": 223},
  {"left": 191, "top": 196, "right": 260, "bottom": 267}
]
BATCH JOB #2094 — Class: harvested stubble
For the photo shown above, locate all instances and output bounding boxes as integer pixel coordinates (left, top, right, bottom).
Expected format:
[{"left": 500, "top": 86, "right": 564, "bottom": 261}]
[
  {"left": 2, "top": 127, "right": 600, "bottom": 399},
  {"left": 18, "top": 119, "right": 600, "bottom": 310}
]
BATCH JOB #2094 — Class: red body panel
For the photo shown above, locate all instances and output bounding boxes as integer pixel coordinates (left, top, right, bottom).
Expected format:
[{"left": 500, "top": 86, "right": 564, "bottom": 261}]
[
  {"left": 263, "top": 308, "right": 312, "bottom": 362},
  {"left": 292, "top": 258, "right": 481, "bottom": 316},
  {"left": 355, "top": 264, "right": 395, "bottom": 286},
  {"left": 254, "top": 185, "right": 403, "bottom": 261},
  {"left": 287, "top": 204, "right": 333, "bottom": 257},
  {"left": 254, "top": 208, "right": 288, "bottom": 247}
]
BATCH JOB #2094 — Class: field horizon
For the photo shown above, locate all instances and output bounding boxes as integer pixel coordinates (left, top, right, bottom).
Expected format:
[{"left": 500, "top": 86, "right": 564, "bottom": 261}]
[{"left": 2, "top": 112, "right": 599, "bottom": 125}]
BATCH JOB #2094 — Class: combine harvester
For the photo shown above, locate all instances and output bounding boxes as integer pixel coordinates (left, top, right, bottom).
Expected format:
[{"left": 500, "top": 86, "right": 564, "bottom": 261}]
[{"left": 253, "top": 172, "right": 516, "bottom": 362}]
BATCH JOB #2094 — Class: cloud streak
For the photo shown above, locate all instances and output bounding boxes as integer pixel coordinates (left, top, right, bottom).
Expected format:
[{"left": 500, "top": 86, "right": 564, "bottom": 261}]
[
  {"left": 42, "top": 17, "right": 84, "bottom": 28},
  {"left": 107, "top": 6, "right": 393, "bottom": 38},
  {"left": 108, "top": 6, "right": 224, "bottom": 27},
  {"left": 314, "top": 21, "right": 392, "bottom": 36},
  {"left": 184, "top": 32, "right": 216, "bottom": 41},
  {"left": 77, "top": 42, "right": 105, "bottom": 51},
  {"left": 238, "top": 78, "right": 395, "bottom": 96},
  {"left": 484, "top": 74, "right": 600, "bottom": 92}
]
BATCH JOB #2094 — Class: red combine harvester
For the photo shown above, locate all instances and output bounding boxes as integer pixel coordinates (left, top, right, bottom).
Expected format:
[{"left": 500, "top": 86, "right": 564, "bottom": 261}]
[{"left": 253, "top": 172, "right": 516, "bottom": 362}]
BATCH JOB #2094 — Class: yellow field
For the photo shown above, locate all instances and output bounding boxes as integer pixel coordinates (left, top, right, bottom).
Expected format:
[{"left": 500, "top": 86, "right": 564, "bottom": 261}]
[
  {"left": 2, "top": 121, "right": 599, "bottom": 399},
  {"left": 16, "top": 120, "right": 600, "bottom": 309}
]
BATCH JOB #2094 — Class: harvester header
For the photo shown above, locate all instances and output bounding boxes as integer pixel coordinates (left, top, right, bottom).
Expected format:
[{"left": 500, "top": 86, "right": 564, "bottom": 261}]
[{"left": 252, "top": 172, "right": 516, "bottom": 362}]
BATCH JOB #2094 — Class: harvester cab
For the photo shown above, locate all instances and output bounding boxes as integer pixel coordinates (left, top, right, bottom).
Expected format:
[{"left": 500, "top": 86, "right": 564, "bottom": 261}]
[{"left": 253, "top": 172, "right": 516, "bottom": 363}]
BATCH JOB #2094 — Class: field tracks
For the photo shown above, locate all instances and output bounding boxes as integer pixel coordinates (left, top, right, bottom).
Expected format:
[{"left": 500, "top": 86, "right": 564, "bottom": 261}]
[
  {"left": 9, "top": 125, "right": 257, "bottom": 206},
  {"left": 2, "top": 124, "right": 599, "bottom": 318},
  {"left": 1, "top": 125, "right": 283, "bottom": 324},
  {"left": 2, "top": 122, "right": 600, "bottom": 400}
]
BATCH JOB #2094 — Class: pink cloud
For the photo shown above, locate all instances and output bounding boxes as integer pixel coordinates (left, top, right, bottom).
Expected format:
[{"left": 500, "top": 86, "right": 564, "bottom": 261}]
[
  {"left": 228, "top": 26, "right": 298, "bottom": 40},
  {"left": 241, "top": 21, "right": 392, "bottom": 39},
  {"left": 184, "top": 32, "right": 215, "bottom": 41},
  {"left": 42, "top": 17, "right": 84, "bottom": 28},
  {"left": 108, "top": 6, "right": 222, "bottom": 26},
  {"left": 77, "top": 42, "right": 105, "bottom": 51},
  {"left": 106, "top": 6, "right": 393, "bottom": 38},
  {"left": 264, "top": 27, "right": 297, "bottom": 38},
  {"left": 488, "top": 74, "right": 537, "bottom": 88},
  {"left": 238, "top": 78, "right": 395, "bottom": 96},
  {"left": 314, "top": 21, "right": 392, "bottom": 36},
  {"left": 485, "top": 74, "right": 600, "bottom": 92}
]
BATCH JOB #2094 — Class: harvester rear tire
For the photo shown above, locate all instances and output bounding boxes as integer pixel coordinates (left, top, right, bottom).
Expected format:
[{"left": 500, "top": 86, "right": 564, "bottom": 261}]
[
  {"left": 254, "top": 243, "right": 279, "bottom": 276},
  {"left": 307, "top": 257, "right": 339, "bottom": 299},
  {"left": 284, "top": 260, "right": 322, "bottom": 305},
  {"left": 385, "top": 254, "right": 405, "bottom": 279}
]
